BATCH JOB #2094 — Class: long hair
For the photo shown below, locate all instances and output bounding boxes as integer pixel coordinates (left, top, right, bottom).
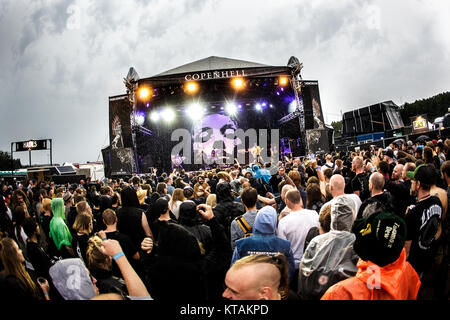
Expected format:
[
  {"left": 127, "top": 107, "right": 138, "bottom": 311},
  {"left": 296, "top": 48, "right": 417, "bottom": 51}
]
[
  {"left": 11, "top": 190, "right": 30, "bottom": 212},
  {"left": 0, "top": 237, "right": 42, "bottom": 299},
  {"left": 170, "top": 188, "right": 185, "bottom": 208},
  {"left": 86, "top": 236, "right": 112, "bottom": 271},
  {"left": 12, "top": 206, "right": 27, "bottom": 247}
]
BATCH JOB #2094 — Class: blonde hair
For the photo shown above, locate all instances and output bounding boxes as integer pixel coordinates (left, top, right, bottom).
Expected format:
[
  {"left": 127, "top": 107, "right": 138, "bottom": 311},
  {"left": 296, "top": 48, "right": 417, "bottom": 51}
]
[
  {"left": 86, "top": 236, "right": 112, "bottom": 271},
  {"left": 206, "top": 194, "right": 217, "bottom": 208},
  {"left": 170, "top": 188, "right": 185, "bottom": 208},
  {"left": 42, "top": 198, "right": 52, "bottom": 212},
  {"left": 0, "top": 237, "right": 42, "bottom": 299},
  {"left": 73, "top": 212, "right": 93, "bottom": 234},
  {"left": 76, "top": 201, "right": 92, "bottom": 218},
  {"left": 232, "top": 253, "right": 289, "bottom": 300},
  {"left": 217, "top": 171, "right": 232, "bottom": 182}
]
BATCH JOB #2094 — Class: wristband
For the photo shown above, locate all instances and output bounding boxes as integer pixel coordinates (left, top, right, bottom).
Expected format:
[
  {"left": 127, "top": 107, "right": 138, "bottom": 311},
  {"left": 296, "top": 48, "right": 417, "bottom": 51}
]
[
  {"left": 113, "top": 251, "right": 125, "bottom": 261},
  {"left": 102, "top": 238, "right": 107, "bottom": 241}
]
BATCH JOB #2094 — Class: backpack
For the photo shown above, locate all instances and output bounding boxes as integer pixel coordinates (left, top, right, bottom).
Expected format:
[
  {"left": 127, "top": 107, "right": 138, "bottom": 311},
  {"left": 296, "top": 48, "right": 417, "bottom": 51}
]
[
  {"left": 235, "top": 215, "right": 252, "bottom": 238},
  {"left": 324, "top": 163, "right": 335, "bottom": 171}
]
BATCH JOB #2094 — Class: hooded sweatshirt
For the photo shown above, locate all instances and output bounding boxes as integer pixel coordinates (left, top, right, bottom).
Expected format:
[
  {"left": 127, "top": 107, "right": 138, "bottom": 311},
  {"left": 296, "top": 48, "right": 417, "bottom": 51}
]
[
  {"left": 321, "top": 249, "right": 421, "bottom": 300},
  {"left": 49, "top": 258, "right": 97, "bottom": 300},
  {"left": 232, "top": 206, "right": 296, "bottom": 278},
  {"left": 49, "top": 198, "right": 72, "bottom": 251},
  {"left": 251, "top": 165, "right": 271, "bottom": 184}
]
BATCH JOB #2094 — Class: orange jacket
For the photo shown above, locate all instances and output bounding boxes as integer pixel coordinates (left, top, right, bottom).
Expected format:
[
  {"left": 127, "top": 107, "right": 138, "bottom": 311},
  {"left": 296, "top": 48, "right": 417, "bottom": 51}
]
[{"left": 321, "top": 249, "right": 421, "bottom": 300}]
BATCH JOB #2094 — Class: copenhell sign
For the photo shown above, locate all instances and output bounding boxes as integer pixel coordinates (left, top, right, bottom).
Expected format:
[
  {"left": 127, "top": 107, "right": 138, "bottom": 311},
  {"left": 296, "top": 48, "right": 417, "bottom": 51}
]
[
  {"left": 139, "top": 66, "right": 292, "bottom": 85},
  {"left": 184, "top": 69, "right": 247, "bottom": 81}
]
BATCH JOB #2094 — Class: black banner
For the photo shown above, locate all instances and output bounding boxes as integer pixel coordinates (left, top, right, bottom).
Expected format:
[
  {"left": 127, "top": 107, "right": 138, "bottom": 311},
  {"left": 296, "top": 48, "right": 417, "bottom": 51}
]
[
  {"left": 15, "top": 139, "right": 48, "bottom": 152},
  {"left": 109, "top": 95, "right": 133, "bottom": 149},
  {"left": 301, "top": 81, "right": 325, "bottom": 130}
]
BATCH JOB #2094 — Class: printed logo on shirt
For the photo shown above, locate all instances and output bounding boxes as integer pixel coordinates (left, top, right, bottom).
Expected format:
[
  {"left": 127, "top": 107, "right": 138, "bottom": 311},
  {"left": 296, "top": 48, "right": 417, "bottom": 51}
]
[
  {"left": 360, "top": 223, "right": 372, "bottom": 236},
  {"left": 418, "top": 204, "right": 442, "bottom": 250}
]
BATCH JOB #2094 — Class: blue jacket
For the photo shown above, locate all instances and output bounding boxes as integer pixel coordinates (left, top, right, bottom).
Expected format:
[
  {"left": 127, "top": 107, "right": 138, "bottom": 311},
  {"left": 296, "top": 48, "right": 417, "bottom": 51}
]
[
  {"left": 231, "top": 206, "right": 296, "bottom": 279},
  {"left": 251, "top": 165, "right": 272, "bottom": 184}
]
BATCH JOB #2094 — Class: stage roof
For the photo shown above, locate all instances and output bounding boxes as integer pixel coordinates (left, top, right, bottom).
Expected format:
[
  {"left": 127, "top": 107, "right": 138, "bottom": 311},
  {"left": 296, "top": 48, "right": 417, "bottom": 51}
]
[
  {"left": 153, "top": 56, "right": 269, "bottom": 77},
  {"left": 137, "top": 56, "right": 292, "bottom": 85}
]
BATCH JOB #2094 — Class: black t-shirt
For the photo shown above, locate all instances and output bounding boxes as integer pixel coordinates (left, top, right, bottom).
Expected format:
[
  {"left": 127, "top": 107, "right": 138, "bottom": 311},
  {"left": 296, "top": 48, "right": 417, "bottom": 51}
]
[
  {"left": 405, "top": 195, "right": 443, "bottom": 275},
  {"left": 105, "top": 230, "right": 139, "bottom": 278},
  {"left": 351, "top": 173, "right": 370, "bottom": 202},
  {"left": 388, "top": 162, "right": 396, "bottom": 179},
  {"left": 385, "top": 180, "right": 415, "bottom": 218},
  {"left": 357, "top": 192, "right": 395, "bottom": 219},
  {"left": 152, "top": 219, "right": 177, "bottom": 244},
  {"left": 72, "top": 233, "right": 89, "bottom": 264},
  {"left": 269, "top": 174, "right": 283, "bottom": 194},
  {"left": 26, "top": 240, "right": 53, "bottom": 279},
  {"left": 41, "top": 215, "right": 52, "bottom": 238},
  {"left": 105, "top": 231, "right": 138, "bottom": 261}
]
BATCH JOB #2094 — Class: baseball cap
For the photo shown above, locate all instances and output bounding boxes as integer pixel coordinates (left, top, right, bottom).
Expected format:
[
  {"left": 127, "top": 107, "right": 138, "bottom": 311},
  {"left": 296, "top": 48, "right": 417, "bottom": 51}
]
[
  {"left": 406, "top": 164, "right": 436, "bottom": 186},
  {"left": 153, "top": 198, "right": 169, "bottom": 217},
  {"left": 384, "top": 149, "right": 394, "bottom": 159},
  {"left": 352, "top": 211, "right": 406, "bottom": 267}
]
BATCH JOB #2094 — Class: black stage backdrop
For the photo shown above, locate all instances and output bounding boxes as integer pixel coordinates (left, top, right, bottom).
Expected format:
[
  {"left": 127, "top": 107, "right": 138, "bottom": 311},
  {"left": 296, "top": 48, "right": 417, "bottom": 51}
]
[{"left": 134, "top": 76, "right": 302, "bottom": 173}]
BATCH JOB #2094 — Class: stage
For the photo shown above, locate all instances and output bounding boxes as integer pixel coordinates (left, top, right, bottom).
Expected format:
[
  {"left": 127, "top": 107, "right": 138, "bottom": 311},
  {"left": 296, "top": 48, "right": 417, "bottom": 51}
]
[{"left": 102, "top": 56, "right": 331, "bottom": 176}]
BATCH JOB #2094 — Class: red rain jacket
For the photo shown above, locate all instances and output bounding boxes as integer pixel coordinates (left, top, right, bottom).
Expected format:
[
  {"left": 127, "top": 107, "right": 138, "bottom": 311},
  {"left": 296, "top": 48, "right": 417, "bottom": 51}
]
[{"left": 321, "top": 249, "right": 421, "bottom": 300}]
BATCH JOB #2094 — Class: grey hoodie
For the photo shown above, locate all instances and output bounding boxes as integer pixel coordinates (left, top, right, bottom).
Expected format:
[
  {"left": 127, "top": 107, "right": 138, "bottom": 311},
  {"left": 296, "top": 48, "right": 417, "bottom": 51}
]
[{"left": 49, "top": 258, "right": 96, "bottom": 300}]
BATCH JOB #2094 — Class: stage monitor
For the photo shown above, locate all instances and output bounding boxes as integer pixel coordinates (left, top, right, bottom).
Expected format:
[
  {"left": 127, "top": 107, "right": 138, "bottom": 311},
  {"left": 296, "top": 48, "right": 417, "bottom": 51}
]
[
  {"left": 306, "top": 129, "right": 330, "bottom": 154},
  {"left": 102, "top": 147, "right": 135, "bottom": 177}
]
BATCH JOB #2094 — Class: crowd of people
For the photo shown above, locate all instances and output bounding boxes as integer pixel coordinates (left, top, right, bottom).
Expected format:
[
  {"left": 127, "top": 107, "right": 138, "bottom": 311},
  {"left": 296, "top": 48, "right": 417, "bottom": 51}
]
[{"left": 0, "top": 137, "right": 449, "bottom": 301}]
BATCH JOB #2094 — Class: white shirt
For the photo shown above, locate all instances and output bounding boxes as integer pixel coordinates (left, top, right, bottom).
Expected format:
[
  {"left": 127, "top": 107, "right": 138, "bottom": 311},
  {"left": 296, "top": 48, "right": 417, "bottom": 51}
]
[
  {"left": 321, "top": 162, "right": 335, "bottom": 174},
  {"left": 276, "top": 208, "right": 319, "bottom": 269},
  {"left": 320, "top": 194, "right": 362, "bottom": 222},
  {"left": 169, "top": 200, "right": 183, "bottom": 220}
]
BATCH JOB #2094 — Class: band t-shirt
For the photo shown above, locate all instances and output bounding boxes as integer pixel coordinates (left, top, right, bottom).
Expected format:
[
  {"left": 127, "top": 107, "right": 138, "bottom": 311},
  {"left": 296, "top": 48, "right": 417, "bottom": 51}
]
[{"left": 405, "top": 195, "right": 442, "bottom": 275}]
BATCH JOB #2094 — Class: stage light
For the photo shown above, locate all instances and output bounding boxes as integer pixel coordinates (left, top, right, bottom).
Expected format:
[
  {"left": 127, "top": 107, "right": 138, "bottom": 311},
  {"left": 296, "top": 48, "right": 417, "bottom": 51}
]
[
  {"left": 135, "top": 113, "right": 145, "bottom": 126},
  {"left": 255, "top": 103, "right": 262, "bottom": 111},
  {"left": 279, "top": 76, "right": 289, "bottom": 86},
  {"left": 232, "top": 77, "right": 245, "bottom": 90},
  {"left": 187, "top": 103, "right": 204, "bottom": 121},
  {"left": 150, "top": 111, "right": 160, "bottom": 122},
  {"left": 138, "top": 87, "right": 151, "bottom": 100},
  {"left": 185, "top": 81, "right": 198, "bottom": 94},
  {"left": 289, "top": 100, "right": 297, "bottom": 113},
  {"left": 225, "top": 102, "right": 237, "bottom": 116},
  {"left": 162, "top": 108, "right": 175, "bottom": 123}
]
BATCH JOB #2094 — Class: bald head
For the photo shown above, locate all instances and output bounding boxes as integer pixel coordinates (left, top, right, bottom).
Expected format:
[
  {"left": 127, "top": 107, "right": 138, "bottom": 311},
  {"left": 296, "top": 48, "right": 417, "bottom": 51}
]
[
  {"left": 369, "top": 172, "right": 385, "bottom": 194},
  {"left": 285, "top": 189, "right": 303, "bottom": 210},
  {"left": 223, "top": 263, "right": 281, "bottom": 300},
  {"left": 330, "top": 174, "right": 345, "bottom": 197},
  {"left": 281, "top": 184, "right": 294, "bottom": 201},
  {"left": 392, "top": 164, "right": 404, "bottom": 181}
]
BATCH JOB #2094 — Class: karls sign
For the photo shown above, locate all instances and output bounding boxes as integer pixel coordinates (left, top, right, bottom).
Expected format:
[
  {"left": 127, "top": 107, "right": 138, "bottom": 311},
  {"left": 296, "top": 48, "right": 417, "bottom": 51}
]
[
  {"left": 184, "top": 69, "right": 247, "bottom": 81},
  {"left": 15, "top": 139, "right": 48, "bottom": 152}
]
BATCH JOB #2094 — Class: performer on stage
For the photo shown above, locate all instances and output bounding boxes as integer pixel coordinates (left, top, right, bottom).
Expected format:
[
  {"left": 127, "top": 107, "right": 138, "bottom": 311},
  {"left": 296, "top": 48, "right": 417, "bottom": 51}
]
[{"left": 249, "top": 143, "right": 263, "bottom": 164}]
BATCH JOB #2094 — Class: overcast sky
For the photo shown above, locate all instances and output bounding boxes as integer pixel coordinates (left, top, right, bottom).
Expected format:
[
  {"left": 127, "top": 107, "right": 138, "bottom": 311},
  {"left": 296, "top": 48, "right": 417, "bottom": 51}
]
[{"left": 1, "top": 0, "right": 449, "bottom": 166}]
